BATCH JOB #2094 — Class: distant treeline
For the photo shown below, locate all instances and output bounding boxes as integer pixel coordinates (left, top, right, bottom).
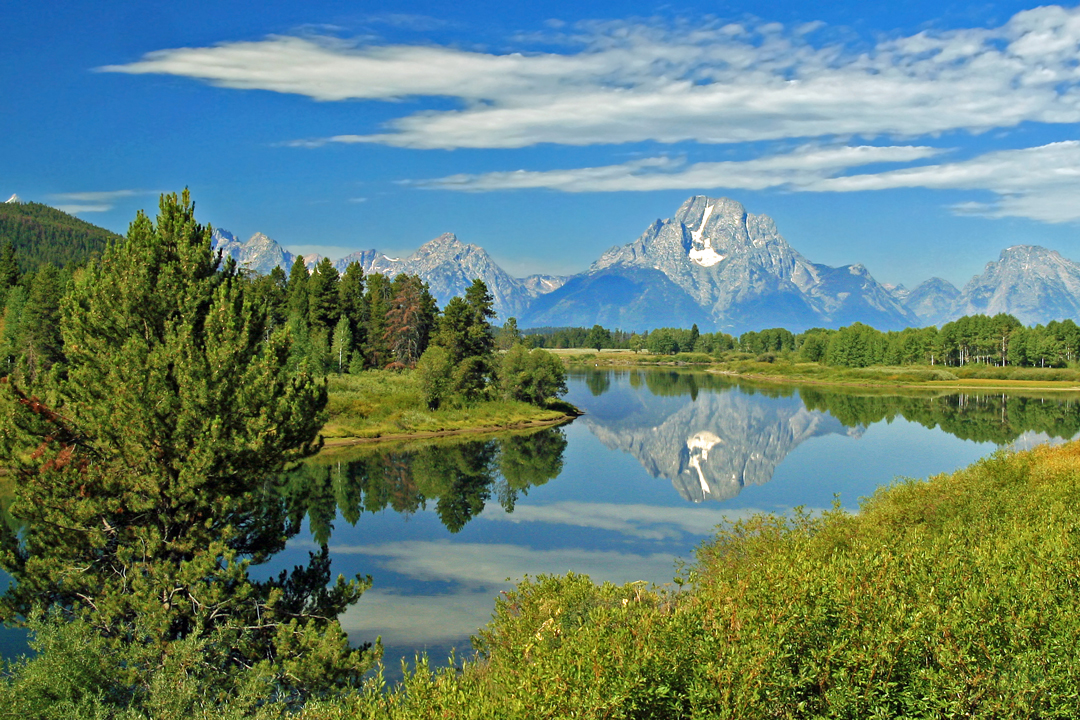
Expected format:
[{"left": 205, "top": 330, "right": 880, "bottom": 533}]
[{"left": 517, "top": 312, "right": 1080, "bottom": 369}]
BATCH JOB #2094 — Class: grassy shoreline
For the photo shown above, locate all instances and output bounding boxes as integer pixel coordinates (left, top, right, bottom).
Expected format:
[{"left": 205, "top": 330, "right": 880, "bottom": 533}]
[{"left": 322, "top": 370, "right": 579, "bottom": 442}]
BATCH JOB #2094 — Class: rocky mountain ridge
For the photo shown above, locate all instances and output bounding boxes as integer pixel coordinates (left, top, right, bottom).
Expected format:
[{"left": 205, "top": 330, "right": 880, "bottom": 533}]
[
  {"left": 211, "top": 228, "right": 568, "bottom": 319},
  {"left": 211, "top": 196, "right": 1080, "bottom": 330},
  {"left": 521, "top": 196, "right": 917, "bottom": 333}
]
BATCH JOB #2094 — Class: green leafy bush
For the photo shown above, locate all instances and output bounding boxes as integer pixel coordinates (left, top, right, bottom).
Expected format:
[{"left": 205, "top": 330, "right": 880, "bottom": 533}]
[{"left": 500, "top": 345, "right": 567, "bottom": 405}]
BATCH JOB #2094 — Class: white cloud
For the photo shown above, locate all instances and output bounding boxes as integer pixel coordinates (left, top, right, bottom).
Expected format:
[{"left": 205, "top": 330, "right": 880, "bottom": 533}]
[
  {"left": 306, "top": 537, "right": 686, "bottom": 646},
  {"left": 416, "top": 144, "right": 944, "bottom": 193},
  {"left": 102, "top": 6, "right": 1080, "bottom": 150},
  {"left": 53, "top": 204, "right": 113, "bottom": 214},
  {"left": 49, "top": 189, "right": 155, "bottom": 214},
  {"left": 419, "top": 140, "right": 1080, "bottom": 223},
  {"left": 814, "top": 141, "right": 1080, "bottom": 222}
]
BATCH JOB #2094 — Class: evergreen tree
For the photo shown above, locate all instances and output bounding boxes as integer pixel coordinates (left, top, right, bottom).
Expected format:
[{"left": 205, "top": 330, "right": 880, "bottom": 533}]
[
  {"left": 384, "top": 274, "right": 437, "bottom": 367},
  {"left": 338, "top": 261, "right": 367, "bottom": 363},
  {"left": 0, "top": 286, "right": 26, "bottom": 376},
  {"left": 436, "top": 297, "right": 474, "bottom": 366},
  {"left": 0, "top": 191, "right": 374, "bottom": 699},
  {"left": 285, "top": 256, "right": 310, "bottom": 325},
  {"left": 14, "top": 264, "right": 64, "bottom": 385},
  {"left": 250, "top": 265, "right": 288, "bottom": 335},
  {"left": 364, "top": 272, "right": 391, "bottom": 368},
  {"left": 0, "top": 240, "right": 18, "bottom": 296},
  {"left": 307, "top": 257, "right": 340, "bottom": 334},
  {"left": 463, "top": 278, "right": 496, "bottom": 358},
  {"left": 497, "top": 317, "right": 521, "bottom": 351}
]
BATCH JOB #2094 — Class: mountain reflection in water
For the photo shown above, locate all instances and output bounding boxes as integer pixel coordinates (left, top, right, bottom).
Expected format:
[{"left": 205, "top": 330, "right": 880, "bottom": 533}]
[{"left": 569, "top": 369, "right": 1080, "bottom": 503}]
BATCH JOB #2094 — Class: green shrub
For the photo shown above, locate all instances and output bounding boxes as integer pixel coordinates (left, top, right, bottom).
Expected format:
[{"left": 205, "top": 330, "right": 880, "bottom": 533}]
[
  {"left": 415, "top": 345, "right": 453, "bottom": 409},
  {"left": 500, "top": 345, "right": 567, "bottom": 405}
]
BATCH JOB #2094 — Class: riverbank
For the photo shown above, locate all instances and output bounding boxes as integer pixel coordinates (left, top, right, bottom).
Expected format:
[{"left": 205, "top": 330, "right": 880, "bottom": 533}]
[
  {"left": 323, "top": 370, "right": 579, "bottom": 442},
  {"left": 553, "top": 349, "right": 1080, "bottom": 390}
]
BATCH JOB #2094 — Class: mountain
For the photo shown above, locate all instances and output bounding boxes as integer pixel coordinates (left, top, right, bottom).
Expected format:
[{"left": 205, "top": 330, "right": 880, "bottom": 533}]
[
  {"left": 0, "top": 201, "right": 120, "bottom": 272},
  {"left": 522, "top": 196, "right": 915, "bottom": 333},
  {"left": 900, "top": 277, "right": 961, "bottom": 326},
  {"left": 334, "top": 233, "right": 567, "bottom": 319},
  {"left": 210, "top": 201, "right": 1080, "bottom": 332},
  {"left": 213, "top": 229, "right": 297, "bottom": 275},
  {"left": 951, "top": 245, "right": 1080, "bottom": 326}
]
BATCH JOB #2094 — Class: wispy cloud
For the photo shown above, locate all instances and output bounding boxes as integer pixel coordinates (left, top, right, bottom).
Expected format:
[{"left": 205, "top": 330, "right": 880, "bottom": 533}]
[
  {"left": 102, "top": 6, "right": 1080, "bottom": 150},
  {"left": 812, "top": 141, "right": 1080, "bottom": 222},
  {"left": 415, "top": 144, "right": 945, "bottom": 193},
  {"left": 49, "top": 189, "right": 154, "bottom": 214},
  {"left": 417, "top": 140, "right": 1080, "bottom": 223}
]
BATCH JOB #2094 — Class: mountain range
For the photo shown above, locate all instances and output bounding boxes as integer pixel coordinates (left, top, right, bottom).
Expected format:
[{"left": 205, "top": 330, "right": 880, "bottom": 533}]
[{"left": 212, "top": 195, "right": 1080, "bottom": 331}]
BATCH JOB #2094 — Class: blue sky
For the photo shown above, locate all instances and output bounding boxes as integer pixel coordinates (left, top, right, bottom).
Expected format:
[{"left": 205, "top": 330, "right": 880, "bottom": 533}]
[{"left": 4, "top": 0, "right": 1080, "bottom": 288}]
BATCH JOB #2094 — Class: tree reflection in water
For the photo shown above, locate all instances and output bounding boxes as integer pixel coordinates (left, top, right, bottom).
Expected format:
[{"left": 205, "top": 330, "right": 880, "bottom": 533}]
[
  {"left": 799, "top": 388, "right": 1080, "bottom": 445},
  {"left": 280, "top": 427, "right": 568, "bottom": 542}
]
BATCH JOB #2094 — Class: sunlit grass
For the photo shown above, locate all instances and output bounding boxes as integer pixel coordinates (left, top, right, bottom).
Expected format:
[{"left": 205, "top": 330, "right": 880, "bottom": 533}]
[{"left": 322, "top": 370, "right": 572, "bottom": 439}]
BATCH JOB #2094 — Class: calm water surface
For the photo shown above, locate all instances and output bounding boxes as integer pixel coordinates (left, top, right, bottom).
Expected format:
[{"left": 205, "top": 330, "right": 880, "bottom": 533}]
[
  {"left": 269, "top": 369, "right": 1080, "bottom": 671},
  {"left": 4, "top": 369, "right": 1080, "bottom": 669}
]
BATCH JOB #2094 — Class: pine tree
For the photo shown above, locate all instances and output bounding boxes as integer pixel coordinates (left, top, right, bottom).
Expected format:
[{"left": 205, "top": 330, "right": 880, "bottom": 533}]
[
  {"left": 0, "top": 286, "right": 27, "bottom": 376},
  {"left": 0, "top": 191, "right": 374, "bottom": 698},
  {"left": 338, "top": 261, "right": 367, "bottom": 362},
  {"left": 250, "top": 265, "right": 288, "bottom": 334},
  {"left": 0, "top": 240, "right": 18, "bottom": 291},
  {"left": 463, "top": 278, "right": 496, "bottom": 358},
  {"left": 286, "top": 255, "right": 310, "bottom": 325},
  {"left": 364, "top": 273, "right": 391, "bottom": 369},
  {"left": 497, "top": 317, "right": 521, "bottom": 351},
  {"left": 307, "top": 257, "right": 340, "bottom": 334},
  {"left": 384, "top": 274, "right": 438, "bottom": 367},
  {"left": 13, "top": 264, "right": 64, "bottom": 385}
]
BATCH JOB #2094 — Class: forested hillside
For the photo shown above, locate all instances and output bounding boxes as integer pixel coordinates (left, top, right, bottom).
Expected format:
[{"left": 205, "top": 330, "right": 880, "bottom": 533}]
[{"left": 0, "top": 201, "right": 120, "bottom": 272}]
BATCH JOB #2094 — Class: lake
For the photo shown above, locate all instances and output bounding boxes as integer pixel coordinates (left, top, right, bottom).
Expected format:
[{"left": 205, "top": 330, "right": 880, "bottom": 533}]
[
  {"left": 265, "top": 369, "right": 1080, "bottom": 673},
  {"left": 3, "top": 368, "right": 1080, "bottom": 669}
]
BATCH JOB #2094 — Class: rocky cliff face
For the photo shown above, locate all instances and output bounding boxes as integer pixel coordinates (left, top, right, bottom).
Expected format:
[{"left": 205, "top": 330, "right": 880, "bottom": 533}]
[
  {"left": 524, "top": 196, "right": 915, "bottom": 333},
  {"left": 951, "top": 245, "right": 1080, "bottom": 326}
]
